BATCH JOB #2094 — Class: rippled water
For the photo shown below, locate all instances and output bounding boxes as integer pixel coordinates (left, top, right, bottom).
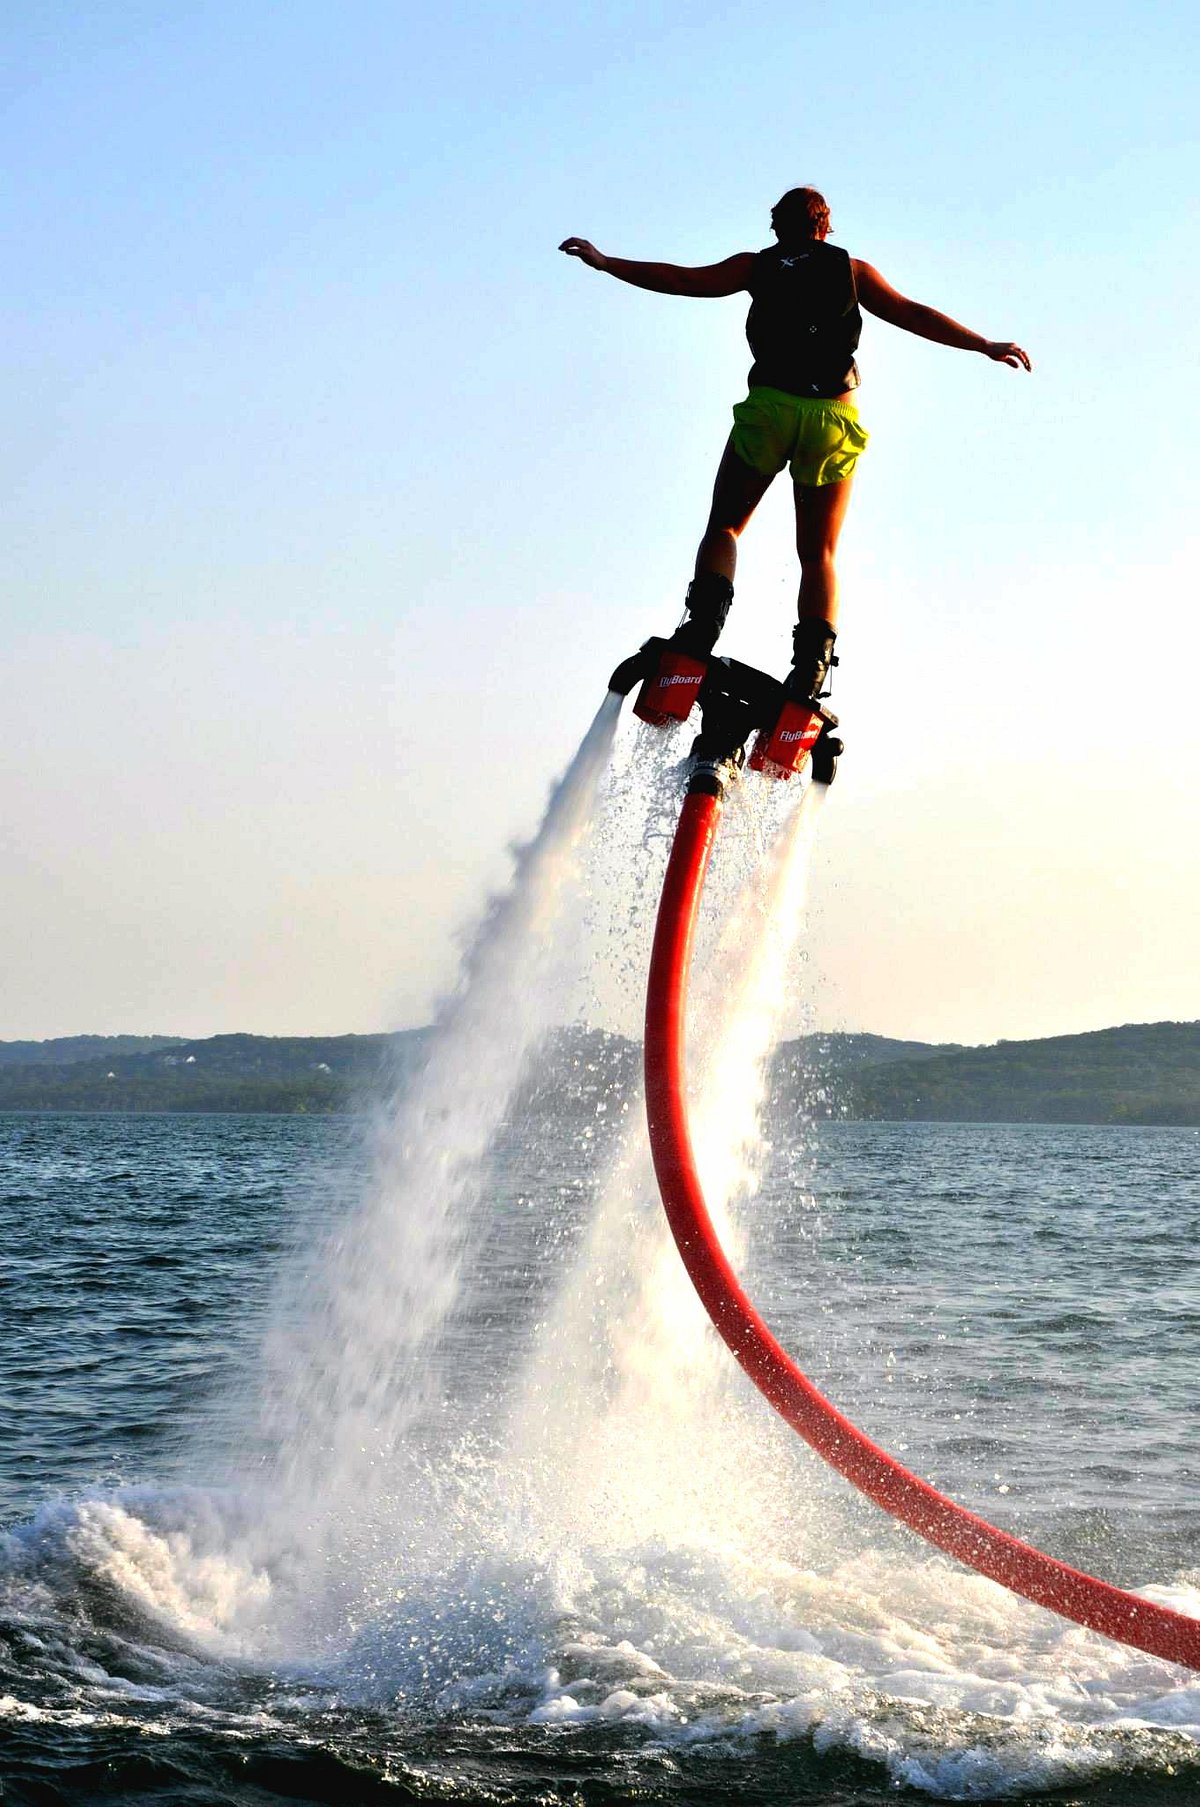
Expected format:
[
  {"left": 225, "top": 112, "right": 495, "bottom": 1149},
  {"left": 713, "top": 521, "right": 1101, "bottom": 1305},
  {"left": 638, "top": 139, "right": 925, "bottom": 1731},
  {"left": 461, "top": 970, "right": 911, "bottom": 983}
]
[{"left": 2, "top": 1108, "right": 1198, "bottom": 1805}]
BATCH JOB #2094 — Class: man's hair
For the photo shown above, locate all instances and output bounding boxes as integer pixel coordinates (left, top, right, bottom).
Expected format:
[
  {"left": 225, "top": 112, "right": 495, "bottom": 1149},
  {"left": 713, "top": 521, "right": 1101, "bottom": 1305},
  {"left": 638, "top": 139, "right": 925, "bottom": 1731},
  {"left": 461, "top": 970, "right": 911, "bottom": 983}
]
[{"left": 771, "top": 187, "right": 831, "bottom": 244}]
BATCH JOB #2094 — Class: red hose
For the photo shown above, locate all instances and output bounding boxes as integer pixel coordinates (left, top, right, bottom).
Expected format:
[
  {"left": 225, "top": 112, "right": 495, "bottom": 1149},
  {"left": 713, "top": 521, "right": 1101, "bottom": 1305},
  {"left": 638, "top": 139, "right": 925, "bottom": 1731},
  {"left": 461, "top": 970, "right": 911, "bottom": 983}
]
[{"left": 644, "top": 786, "right": 1200, "bottom": 1669}]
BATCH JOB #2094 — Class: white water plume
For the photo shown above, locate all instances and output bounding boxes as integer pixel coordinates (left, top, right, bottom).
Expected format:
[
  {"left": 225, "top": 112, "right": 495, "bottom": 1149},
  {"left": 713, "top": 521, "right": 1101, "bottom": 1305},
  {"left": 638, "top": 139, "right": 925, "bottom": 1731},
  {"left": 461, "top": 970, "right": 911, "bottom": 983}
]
[
  {"left": 250, "top": 693, "right": 623, "bottom": 1543},
  {"left": 505, "top": 775, "right": 828, "bottom": 1554},
  {"left": 205, "top": 731, "right": 832, "bottom": 1654}
]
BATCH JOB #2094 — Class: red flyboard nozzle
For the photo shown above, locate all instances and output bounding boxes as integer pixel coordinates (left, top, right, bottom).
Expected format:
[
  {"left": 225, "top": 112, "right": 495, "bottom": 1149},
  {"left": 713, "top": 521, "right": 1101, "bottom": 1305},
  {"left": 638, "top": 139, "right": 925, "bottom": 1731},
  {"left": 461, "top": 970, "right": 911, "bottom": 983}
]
[
  {"left": 633, "top": 649, "right": 707, "bottom": 727},
  {"left": 748, "top": 699, "right": 825, "bottom": 779}
]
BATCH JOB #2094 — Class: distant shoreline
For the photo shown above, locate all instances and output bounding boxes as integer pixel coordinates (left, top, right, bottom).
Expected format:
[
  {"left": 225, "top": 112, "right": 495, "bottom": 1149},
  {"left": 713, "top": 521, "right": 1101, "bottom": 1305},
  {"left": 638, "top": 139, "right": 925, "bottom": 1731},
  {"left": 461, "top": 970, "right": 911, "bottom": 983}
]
[{"left": 0, "top": 1023, "right": 1196, "bottom": 1128}]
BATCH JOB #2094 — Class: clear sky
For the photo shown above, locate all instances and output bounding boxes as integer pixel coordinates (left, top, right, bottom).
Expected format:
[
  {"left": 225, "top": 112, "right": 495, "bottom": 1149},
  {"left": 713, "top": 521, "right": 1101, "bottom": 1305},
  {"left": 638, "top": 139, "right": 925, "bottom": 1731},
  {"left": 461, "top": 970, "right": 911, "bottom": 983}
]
[{"left": 3, "top": 0, "right": 1197, "bottom": 1045}]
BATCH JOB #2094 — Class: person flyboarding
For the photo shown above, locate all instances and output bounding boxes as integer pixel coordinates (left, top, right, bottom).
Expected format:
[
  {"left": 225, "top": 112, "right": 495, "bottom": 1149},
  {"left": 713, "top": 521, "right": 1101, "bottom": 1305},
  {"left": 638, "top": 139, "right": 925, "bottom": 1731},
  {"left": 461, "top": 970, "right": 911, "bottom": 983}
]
[{"left": 560, "top": 186, "right": 1031, "bottom": 712}]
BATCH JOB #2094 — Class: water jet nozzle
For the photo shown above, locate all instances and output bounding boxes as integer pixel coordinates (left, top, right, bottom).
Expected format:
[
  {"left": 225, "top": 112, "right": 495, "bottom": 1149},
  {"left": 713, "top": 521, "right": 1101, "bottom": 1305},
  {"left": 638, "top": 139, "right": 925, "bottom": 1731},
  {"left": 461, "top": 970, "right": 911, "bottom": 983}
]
[
  {"left": 810, "top": 732, "right": 844, "bottom": 787},
  {"left": 608, "top": 638, "right": 667, "bottom": 698}
]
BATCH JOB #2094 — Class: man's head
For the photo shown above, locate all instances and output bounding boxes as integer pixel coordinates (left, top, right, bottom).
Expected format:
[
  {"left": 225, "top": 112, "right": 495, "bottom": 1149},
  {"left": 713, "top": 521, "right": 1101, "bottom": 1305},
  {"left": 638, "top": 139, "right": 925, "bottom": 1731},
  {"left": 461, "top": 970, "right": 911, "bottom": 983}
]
[{"left": 770, "top": 187, "right": 831, "bottom": 246}]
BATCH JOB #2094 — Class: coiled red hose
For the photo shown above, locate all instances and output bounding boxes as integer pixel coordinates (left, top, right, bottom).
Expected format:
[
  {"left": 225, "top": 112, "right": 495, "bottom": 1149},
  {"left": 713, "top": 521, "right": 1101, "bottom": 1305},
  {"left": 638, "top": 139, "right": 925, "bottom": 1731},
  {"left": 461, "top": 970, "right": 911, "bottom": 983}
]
[{"left": 644, "top": 785, "right": 1200, "bottom": 1669}]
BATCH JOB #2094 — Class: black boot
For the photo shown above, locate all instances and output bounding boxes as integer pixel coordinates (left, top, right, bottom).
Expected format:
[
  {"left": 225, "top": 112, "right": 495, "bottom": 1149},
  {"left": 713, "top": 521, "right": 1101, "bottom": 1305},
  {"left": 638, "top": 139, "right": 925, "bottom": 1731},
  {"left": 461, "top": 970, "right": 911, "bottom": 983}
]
[
  {"left": 670, "top": 573, "right": 734, "bottom": 659},
  {"left": 786, "top": 617, "right": 838, "bottom": 703}
]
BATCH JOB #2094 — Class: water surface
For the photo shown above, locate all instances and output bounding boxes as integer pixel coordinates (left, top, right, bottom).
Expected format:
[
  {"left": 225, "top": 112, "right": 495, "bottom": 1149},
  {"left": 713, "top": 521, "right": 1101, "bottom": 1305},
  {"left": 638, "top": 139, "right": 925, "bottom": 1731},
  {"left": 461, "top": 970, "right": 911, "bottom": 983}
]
[{"left": 2, "top": 1109, "right": 1197, "bottom": 1805}]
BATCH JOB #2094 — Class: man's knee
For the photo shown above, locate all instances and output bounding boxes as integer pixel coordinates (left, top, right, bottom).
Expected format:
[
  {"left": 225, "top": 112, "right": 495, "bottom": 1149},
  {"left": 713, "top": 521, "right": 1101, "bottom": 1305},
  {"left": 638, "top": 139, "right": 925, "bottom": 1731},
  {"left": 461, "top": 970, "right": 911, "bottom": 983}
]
[{"left": 797, "top": 543, "right": 837, "bottom": 570}]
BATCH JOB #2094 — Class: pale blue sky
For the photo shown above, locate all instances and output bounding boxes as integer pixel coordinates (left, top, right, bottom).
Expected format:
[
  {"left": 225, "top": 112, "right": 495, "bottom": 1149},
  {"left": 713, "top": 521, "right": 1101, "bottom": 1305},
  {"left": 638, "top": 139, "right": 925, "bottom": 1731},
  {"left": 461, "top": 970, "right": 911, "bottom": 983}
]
[{"left": 3, "top": 2, "right": 1197, "bottom": 1040}]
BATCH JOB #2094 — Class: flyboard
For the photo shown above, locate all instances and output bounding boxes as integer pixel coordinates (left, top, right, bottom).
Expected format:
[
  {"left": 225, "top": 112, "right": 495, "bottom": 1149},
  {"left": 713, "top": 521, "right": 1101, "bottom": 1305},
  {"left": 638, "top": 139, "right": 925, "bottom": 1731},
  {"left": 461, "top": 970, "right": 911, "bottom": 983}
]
[{"left": 608, "top": 632, "right": 1200, "bottom": 1671}]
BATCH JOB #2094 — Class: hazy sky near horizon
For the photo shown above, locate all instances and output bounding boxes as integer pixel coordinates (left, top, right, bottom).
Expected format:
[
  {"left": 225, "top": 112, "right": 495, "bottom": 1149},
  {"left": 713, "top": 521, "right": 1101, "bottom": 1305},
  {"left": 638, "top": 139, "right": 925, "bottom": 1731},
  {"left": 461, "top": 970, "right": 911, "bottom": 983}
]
[{"left": 3, "top": 0, "right": 1197, "bottom": 1046}]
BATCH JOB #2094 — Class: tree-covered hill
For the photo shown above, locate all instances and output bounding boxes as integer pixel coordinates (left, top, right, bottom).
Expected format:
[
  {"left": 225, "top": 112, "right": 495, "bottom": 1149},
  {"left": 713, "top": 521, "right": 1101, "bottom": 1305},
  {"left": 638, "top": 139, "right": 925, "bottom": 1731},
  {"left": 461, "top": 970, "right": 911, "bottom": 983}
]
[
  {"left": 0, "top": 1022, "right": 1195, "bottom": 1125},
  {"left": 0, "top": 1031, "right": 428, "bottom": 1114},
  {"left": 0, "top": 1035, "right": 185, "bottom": 1066},
  {"left": 778, "top": 1021, "right": 1200, "bottom": 1127}
]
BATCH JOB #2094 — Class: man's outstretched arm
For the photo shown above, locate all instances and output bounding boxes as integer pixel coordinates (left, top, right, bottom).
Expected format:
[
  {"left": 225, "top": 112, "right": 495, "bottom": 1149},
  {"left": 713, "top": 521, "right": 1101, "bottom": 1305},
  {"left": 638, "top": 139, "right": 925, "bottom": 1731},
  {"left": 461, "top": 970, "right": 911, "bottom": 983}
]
[
  {"left": 854, "top": 261, "right": 1032, "bottom": 369},
  {"left": 559, "top": 238, "right": 756, "bottom": 298}
]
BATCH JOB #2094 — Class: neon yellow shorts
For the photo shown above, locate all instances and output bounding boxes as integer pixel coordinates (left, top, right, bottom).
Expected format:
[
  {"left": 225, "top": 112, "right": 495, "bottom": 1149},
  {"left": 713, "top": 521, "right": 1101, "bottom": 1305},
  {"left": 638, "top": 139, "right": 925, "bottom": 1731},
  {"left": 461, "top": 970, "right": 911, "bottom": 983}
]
[{"left": 730, "top": 386, "right": 868, "bottom": 486}]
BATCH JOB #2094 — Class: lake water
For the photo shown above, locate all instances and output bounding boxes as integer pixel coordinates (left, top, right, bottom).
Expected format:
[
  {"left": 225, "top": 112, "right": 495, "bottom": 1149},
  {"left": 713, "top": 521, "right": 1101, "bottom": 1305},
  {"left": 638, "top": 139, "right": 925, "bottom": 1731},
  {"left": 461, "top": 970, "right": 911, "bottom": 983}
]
[{"left": 2, "top": 1105, "right": 1198, "bottom": 1806}]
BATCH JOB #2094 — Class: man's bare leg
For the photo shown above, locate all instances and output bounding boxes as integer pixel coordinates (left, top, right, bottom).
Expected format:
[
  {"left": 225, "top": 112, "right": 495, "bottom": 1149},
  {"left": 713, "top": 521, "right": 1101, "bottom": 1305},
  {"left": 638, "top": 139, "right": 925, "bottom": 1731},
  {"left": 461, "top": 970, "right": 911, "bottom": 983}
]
[
  {"left": 789, "top": 476, "right": 855, "bottom": 699},
  {"left": 694, "top": 437, "right": 777, "bottom": 583},
  {"left": 673, "top": 438, "right": 776, "bottom": 656},
  {"left": 794, "top": 475, "right": 855, "bottom": 626}
]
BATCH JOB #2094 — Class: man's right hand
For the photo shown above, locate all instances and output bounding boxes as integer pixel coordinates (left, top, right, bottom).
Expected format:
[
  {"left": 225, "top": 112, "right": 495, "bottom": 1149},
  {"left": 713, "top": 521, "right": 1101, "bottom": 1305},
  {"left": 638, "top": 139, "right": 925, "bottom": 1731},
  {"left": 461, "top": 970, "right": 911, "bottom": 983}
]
[
  {"left": 983, "top": 341, "right": 1033, "bottom": 370},
  {"left": 559, "top": 237, "right": 608, "bottom": 271}
]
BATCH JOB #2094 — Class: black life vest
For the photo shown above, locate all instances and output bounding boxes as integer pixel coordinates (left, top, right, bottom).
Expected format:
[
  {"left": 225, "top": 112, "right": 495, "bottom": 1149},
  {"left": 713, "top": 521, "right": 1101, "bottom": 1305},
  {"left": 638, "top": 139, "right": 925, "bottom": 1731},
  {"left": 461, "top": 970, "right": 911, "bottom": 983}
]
[{"left": 745, "top": 241, "right": 862, "bottom": 398}]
